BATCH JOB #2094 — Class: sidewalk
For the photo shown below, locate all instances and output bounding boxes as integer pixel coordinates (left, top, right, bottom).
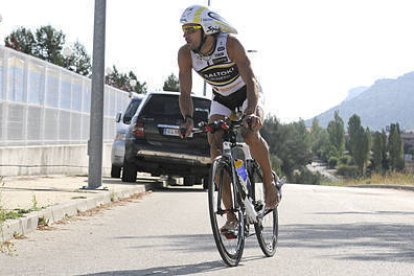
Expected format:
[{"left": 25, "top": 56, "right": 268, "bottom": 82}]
[{"left": 0, "top": 174, "right": 159, "bottom": 242}]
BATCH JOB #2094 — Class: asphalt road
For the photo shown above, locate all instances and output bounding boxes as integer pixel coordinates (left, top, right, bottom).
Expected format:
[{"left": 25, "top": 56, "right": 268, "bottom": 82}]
[{"left": 1, "top": 184, "right": 413, "bottom": 275}]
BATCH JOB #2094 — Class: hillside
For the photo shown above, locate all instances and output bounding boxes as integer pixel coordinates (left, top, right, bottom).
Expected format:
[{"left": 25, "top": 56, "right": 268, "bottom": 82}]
[{"left": 306, "top": 71, "right": 414, "bottom": 131}]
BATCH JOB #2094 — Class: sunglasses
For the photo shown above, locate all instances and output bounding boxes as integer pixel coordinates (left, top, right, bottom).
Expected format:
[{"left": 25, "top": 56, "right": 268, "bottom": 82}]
[{"left": 182, "top": 25, "right": 202, "bottom": 34}]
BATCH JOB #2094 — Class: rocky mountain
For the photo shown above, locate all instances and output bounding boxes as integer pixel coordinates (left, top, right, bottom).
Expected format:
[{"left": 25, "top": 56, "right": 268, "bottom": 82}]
[
  {"left": 306, "top": 71, "right": 414, "bottom": 131},
  {"left": 343, "top": 86, "right": 368, "bottom": 102}
]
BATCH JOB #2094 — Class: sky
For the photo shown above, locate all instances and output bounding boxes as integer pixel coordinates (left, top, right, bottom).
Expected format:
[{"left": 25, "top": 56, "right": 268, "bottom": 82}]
[{"left": 1, "top": 0, "right": 414, "bottom": 122}]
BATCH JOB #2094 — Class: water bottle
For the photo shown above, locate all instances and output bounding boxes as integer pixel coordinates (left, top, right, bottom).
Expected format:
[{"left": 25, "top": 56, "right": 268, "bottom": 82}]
[
  {"left": 235, "top": 159, "right": 250, "bottom": 192},
  {"left": 235, "top": 159, "right": 257, "bottom": 224}
]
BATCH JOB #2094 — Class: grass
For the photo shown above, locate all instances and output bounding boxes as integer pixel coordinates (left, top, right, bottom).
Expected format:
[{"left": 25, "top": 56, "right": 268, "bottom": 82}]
[
  {"left": 323, "top": 172, "right": 414, "bottom": 186},
  {"left": 0, "top": 198, "right": 43, "bottom": 224}
]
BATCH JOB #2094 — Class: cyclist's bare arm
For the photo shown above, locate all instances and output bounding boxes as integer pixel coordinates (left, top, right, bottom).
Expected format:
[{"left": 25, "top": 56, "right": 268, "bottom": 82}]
[
  {"left": 178, "top": 45, "right": 194, "bottom": 137},
  {"left": 227, "top": 36, "right": 259, "bottom": 116}
]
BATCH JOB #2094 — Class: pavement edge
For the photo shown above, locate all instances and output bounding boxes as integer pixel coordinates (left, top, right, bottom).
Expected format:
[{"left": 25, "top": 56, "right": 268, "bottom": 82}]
[{"left": 1, "top": 183, "right": 154, "bottom": 243}]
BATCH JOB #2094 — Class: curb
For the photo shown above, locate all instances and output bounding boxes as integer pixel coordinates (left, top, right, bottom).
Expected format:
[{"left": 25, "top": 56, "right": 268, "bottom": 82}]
[{"left": 1, "top": 184, "right": 154, "bottom": 242}]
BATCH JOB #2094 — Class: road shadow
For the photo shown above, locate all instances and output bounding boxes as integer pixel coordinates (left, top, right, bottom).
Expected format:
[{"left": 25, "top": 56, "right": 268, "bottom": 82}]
[
  {"left": 77, "top": 260, "right": 226, "bottom": 276},
  {"left": 153, "top": 185, "right": 206, "bottom": 193},
  {"left": 79, "top": 232, "right": 264, "bottom": 275},
  {"left": 101, "top": 177, "right": 159, "bottom": 186},
  {"left": 111, "top": 218, "right": 414, "bottom": 265}
]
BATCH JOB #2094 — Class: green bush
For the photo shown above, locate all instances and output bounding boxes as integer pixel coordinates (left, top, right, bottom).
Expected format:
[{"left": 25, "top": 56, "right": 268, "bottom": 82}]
[
  {"left": 328, "top": 156, "right": 338, "bottom": 169},
  {"left": 340, "top": 155, "right": 352, "bottom": 165},
  {"left": 291, "top": 166, "right": 322, "bottom": 185},
  {"left": 336, "top": 165, "right": 359, "bottom": 178},
  {"left": 270, "top": 154, "right": 283, "bottom": 177}
]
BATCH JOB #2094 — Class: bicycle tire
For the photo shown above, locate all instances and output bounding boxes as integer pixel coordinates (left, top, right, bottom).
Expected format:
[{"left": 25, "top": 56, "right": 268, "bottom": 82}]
[
  {"left": 208, "top": 157, "right": 245, "bottom": 266},
  {"left": 248, "top": 160, "right": 279, "bottom": 257}
]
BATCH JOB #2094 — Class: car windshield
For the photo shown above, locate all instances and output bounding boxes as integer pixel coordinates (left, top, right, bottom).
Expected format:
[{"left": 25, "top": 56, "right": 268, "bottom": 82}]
[{"left": 143, "top": 95, "right": 210, "bottom": 117}]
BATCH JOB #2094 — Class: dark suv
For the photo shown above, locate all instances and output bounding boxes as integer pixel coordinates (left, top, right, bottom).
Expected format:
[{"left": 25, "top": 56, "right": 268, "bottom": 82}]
[{"left": 122, "top": 92, "right": 211, "bottom": 186}]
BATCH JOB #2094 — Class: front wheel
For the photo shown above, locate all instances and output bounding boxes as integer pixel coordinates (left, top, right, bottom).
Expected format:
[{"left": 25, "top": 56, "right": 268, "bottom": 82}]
[
  {"left": 249, "top": 161, "right": 279, "bottom": 257},
  {"left": 208, "top": 157, "right": 245, "bottom": 266}
]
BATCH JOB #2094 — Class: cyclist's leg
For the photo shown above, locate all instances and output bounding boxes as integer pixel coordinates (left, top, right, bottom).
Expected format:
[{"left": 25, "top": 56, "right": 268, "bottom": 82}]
[
  {"left": 209, "top": 102, "right": 237, "bottom": 223},
  {"left": 241, "top": 106, "right": 280, "bottom": 209},
  {"left": 249, "top": 160, "right": 279, "bottom": 257}
]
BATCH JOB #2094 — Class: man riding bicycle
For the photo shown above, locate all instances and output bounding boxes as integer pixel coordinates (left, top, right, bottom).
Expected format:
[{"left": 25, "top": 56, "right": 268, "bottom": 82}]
[{"left": 178, "top": 5, "right": 281, "bottom": 229}]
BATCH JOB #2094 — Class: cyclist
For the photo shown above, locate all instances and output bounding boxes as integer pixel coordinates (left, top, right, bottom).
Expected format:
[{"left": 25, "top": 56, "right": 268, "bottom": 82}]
[{"left": 178, "top": 5, "right": 281, "bottom": 230}]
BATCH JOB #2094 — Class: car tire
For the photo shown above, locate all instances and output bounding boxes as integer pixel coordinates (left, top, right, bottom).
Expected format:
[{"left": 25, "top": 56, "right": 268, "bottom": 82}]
[
  {"left": 202, "top": 177, "right": 209, "bottom": 190},
  {"left": 183, "top": 176, "right": 196, "bottom": 186},
  {"left": 122, "top": 159, "right": 137, "bottom": 183},
  {"left": 111, "top": 165, "right": 121, "bottom": 178}
]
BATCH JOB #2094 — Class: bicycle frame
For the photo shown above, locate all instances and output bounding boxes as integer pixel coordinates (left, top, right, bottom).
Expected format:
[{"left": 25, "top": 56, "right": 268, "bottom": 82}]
[
  {"left": 206, "top": 112, "right": 280, "bottom": 266},
  {"left": 208, "top": 117, "right": 253, "bottom": 230}
]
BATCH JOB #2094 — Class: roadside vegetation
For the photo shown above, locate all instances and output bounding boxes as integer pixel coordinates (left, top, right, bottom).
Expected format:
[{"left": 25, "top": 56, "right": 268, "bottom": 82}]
[
  {"left": 0, "top": 193, "right": 42, "bottom": 225},
  {"left": 262, "top": 111, "right": 413, "bottom": 186},
  {"left": 326, "top": 172, "right": 414, "bottom": 187}
]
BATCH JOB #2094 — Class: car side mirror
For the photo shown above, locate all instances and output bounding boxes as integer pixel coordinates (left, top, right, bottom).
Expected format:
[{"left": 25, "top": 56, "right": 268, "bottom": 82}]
[{"left": 115, "top": 112, "right": 122, "bottom": 123}]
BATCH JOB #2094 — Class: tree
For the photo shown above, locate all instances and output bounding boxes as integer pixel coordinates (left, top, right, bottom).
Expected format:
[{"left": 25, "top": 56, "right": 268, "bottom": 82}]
[
  {"left": 33, "top": 25, "right": 66, "bottom": 65},
  {"left": 347, "top": 114, "right": 370, "bottom": 176},
  {"left": 262, "top": 116, "right": 312, "bottom": 180},
  {"left": 5, "top": 24, "right": 148, "bottom": 92},
  {"left": 128, "top": 71, "right": 147, "bottom": 94},
  {"left": 327, "top": 111, "right": 345, "bottom": 159},
  {"left": 63, "top": 41, "right": 92, "bottom": 76},
  {"left": 371, "top": 130, "right": 388, "bottom": 173},
  {"left": 105, "top": 65, "right": 147, "bottom": 94},
  {"left": 309, "top": 118, "right": 330, "bottom": 161},
  {"left": 4, "top": 27, "right": 35, "bottom": 54},
  {"left": 261, "top": 115, "right": 283, "bottom": 174},
  {"left": 388, "top": 123, "right": 404, "bottom": 171},
  {"left": 163, "top": 73, "right": 180, "bottom": 92},
  {"left": 282, "top": 120, "right": 312, "bottom": 177},
  {"left": 5, "top": 25, "right": 92, "bottom": 76}
]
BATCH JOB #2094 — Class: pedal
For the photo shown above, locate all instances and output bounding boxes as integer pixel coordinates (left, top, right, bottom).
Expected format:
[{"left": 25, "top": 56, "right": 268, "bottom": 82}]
[{"left": 254, "top": 200, "right": 264, "bottom": 212}]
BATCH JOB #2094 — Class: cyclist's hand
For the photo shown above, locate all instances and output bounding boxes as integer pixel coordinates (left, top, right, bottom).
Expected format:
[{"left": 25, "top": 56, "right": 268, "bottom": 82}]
[
  {"left": 243, "top": 114, "right": 262, "bottom": 131},
  {"left": 180, "top": 118, "right": 194, "bottom": 138}
]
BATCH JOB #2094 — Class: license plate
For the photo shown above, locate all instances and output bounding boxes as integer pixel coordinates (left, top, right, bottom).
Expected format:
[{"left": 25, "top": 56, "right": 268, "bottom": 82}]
[
  {"left": 162, "top": 128, "right": 193, "bottom": 137},
  {"left": 163, "top": 128, "right": 180, "bottom": 136}
]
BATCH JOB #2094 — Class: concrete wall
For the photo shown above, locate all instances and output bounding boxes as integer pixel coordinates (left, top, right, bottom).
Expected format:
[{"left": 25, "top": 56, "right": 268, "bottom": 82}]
[{"left": 0, "top": 143, "right": 112, "bottom": 177}]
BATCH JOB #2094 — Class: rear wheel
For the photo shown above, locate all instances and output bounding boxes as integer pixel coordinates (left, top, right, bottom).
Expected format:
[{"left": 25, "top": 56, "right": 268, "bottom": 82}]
[
  {"left": 111, "top": 165, "right": 121, "bottom": 178},
  {"left": 248, "top": 160, "right": 278, "bottom": 257},
  {"left": 121, "top": 159, "right": 137, "bottom": 183},
  {"left": 208, "top": 157, "right": 245, "bottom": 266}
]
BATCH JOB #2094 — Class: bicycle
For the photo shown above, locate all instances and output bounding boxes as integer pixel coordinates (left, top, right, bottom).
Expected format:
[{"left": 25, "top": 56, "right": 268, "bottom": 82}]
[{"left": 201, "top": 112, "right": 282, "bottom": 266}]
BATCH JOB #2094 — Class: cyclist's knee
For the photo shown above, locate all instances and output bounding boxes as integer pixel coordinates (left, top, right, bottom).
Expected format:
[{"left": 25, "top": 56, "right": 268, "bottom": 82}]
[
  {"left": 241, "top": 129, "right": 260, "bottom": 145},
  {"left": 208, "top": 131, "right": 224, "bottom": 159}
]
